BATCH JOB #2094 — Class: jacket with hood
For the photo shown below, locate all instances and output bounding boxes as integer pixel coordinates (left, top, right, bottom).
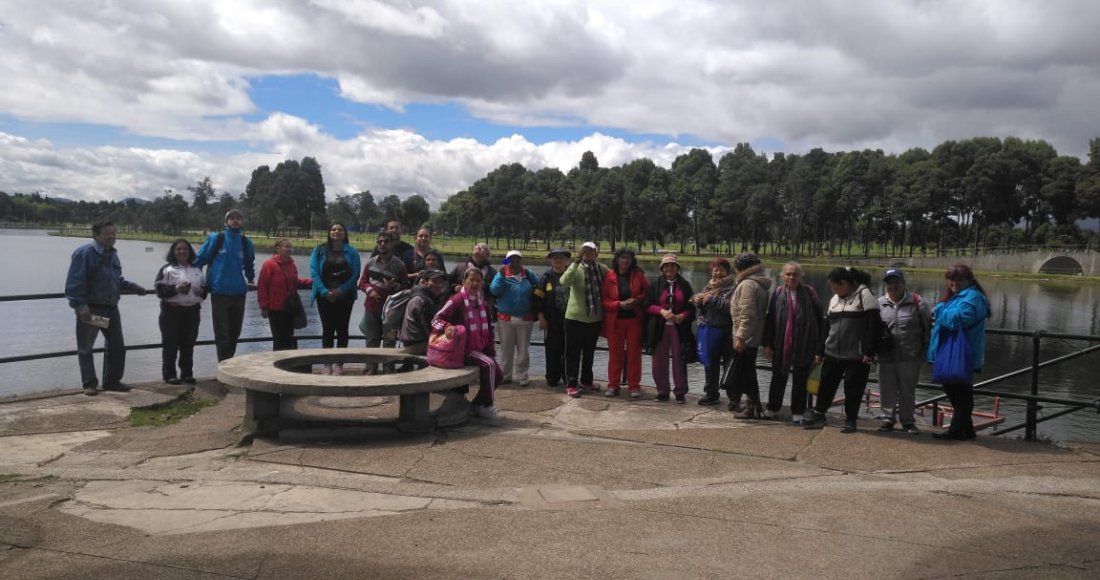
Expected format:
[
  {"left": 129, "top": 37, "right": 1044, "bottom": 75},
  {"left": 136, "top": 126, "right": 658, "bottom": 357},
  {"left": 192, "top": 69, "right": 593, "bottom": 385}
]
[
  {"left": 193, "top": 228, "right": 255, "bottom": 296},
  {"left": 730, "top": 264, "right": 773, "bottom": 347}
]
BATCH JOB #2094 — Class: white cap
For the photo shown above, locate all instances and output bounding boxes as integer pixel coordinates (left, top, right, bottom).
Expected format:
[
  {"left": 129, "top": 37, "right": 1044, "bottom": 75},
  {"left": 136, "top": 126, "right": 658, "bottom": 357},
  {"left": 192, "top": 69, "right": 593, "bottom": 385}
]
[
  {"left": 581, "top": 241, "right": 598, "bottom": 251},
  {"left": 505, "top": 250, "right": 522, "bottom": 259}
]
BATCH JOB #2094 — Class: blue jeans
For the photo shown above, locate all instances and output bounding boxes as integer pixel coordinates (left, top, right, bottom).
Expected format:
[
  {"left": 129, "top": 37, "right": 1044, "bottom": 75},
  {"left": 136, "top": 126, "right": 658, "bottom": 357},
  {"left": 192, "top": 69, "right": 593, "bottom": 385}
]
[{"left": 76, "top": 304, "right": 125, "bottom": 388}]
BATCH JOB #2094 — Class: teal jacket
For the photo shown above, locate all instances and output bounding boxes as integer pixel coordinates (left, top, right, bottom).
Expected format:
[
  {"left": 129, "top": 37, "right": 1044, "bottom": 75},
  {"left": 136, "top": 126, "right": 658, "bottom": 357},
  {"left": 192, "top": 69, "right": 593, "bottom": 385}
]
[
  {"left": 926, "top": 285, "right": 989, "bottom": 371},
  {"left": 309, "top": 243, "right": 361, "bottom": 304},
  {"left": 489, "top": 265, "right": 539, "bottom": 318}
]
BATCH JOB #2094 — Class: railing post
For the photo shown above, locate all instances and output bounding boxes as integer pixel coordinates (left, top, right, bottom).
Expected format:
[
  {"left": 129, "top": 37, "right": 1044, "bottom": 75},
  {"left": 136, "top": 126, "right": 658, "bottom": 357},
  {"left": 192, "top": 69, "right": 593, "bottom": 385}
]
[{"left": 1027, "top": 330, "right": 1043, "bottom": 441}]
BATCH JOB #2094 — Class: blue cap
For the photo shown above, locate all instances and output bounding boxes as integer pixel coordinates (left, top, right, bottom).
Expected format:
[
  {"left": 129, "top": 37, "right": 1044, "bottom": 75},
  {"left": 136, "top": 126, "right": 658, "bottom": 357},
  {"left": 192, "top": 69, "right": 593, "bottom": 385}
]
[{"left": 883, "top": 267, "right": 905, "bottom": 281}]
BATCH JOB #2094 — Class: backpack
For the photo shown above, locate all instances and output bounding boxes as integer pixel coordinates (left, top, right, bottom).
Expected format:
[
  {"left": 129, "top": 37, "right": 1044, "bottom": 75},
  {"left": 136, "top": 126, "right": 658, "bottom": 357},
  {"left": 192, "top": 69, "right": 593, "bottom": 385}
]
[{"left": 382, "top": 288, "right": 414, "bottom": 341}]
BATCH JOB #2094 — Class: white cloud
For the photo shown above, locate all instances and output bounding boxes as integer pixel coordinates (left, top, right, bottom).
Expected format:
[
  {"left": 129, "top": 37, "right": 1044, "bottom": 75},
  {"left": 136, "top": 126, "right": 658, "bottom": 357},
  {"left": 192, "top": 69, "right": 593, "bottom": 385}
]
[{"left": 1, "top": 0, "right": 1099, "bottom": 204}]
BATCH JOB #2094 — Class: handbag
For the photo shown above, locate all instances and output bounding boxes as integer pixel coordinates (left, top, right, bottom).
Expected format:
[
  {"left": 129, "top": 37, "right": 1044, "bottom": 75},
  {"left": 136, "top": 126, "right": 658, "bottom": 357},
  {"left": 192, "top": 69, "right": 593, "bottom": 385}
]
[
  {"left": 806, "top": 362, "right": 822, "bottom": 395},
  {"left": 285, "top": 292, "right": 307, "bottom": 330},
  {"left": 695, "top": 322, "right": 728, "bottom": 368},
  {"left": 427, "top": 324, "right": 467, "bottom": 369},
  {"left": 932, "top": 327, "right": 972, "bottom": 384},
  {"left": 278, "top": 262, "right": 307, "bottom": 330}
]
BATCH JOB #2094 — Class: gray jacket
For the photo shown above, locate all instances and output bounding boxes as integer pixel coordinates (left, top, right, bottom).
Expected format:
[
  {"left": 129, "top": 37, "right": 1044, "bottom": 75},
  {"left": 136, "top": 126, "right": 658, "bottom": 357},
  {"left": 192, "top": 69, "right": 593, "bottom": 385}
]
[{"left": 878, "top": 291, "right": 932, "bottom": 363}]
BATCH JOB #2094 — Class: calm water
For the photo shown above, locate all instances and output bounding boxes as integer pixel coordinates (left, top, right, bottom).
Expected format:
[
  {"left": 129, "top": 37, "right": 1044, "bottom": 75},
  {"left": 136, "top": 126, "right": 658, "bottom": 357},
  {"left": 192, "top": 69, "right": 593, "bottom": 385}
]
[{"left": 3, "top": 230, "right": 1098, "bottom": 442}]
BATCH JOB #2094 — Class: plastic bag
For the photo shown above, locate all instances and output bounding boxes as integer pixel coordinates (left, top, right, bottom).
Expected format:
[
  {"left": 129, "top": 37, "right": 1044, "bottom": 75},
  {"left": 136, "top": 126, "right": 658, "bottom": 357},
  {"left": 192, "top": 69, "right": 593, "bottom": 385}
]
[
  {"left": 695, "top": 322, "right": 727, "bottom": 368},
  {"left": 932, "top": 327, "right": 972, "bottom": 384},
  {"left": 806, "top": 362, "right": 822, "bottom": 395}
]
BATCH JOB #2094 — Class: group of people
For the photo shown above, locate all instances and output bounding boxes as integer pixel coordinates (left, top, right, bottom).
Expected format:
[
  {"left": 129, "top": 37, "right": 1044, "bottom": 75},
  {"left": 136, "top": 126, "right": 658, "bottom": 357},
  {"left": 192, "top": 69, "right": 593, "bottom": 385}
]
[{"left": 67, "top": 215, "right": 990, "bottom": 439}]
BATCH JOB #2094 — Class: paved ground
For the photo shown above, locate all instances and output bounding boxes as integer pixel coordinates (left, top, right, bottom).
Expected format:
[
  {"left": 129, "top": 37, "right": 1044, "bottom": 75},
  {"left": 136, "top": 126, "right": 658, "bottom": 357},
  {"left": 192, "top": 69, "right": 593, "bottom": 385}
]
[{"left": 1, "top": 377, "right": 1098, "bottom": 579}]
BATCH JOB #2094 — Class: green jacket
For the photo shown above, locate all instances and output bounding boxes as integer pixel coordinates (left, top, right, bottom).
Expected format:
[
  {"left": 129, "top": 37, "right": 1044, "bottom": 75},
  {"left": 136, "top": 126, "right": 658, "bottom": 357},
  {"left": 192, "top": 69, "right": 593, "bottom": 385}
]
[{"left": 560, "top": 260, "right": 609, "bottom": 323}]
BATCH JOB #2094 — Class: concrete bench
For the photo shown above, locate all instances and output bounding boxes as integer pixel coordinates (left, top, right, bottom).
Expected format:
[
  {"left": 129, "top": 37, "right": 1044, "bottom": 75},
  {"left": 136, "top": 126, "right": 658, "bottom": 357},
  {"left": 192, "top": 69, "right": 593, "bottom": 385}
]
[{"left": 217, "top": 348, "right": 479, "bottom": 438}]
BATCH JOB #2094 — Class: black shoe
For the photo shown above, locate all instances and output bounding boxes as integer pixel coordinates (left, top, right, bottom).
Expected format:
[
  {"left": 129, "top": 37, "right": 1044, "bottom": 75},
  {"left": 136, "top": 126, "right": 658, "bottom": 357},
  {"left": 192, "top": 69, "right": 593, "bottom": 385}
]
[
  {"left": 841, "top": 420, "right": 858, "bottom": 434},
  {"left": 83, "top": 386, "right": 98, "bottom": 396},
  {"left": 733, "top": 404, "right": 760, "bottom": 420},
  {"left": 876, "top": 420, "right": 895, "bottom": 432},
  {"left": 102, "top": 383, "right": 131, "bottom": 392},
  {"left": 933, "top": 431, "right": 969, "bottom": 441},
  {"left": 655, "top": 393, "right": 670, "bottom": 402},
  {"left": 675, "top": 394, "right": 686, "bottom": 404},
  {"left": 165, "top": 377, "right": 181, "bottom": 385},
  {"left": 181, "top": 377, "right": 197, "bottom": 385},
  {"left": 698, "top": 395, "right": 720, "bottom": 406},
  {"left": 727, "top": 401, "right": 745, "bottom": 413}
]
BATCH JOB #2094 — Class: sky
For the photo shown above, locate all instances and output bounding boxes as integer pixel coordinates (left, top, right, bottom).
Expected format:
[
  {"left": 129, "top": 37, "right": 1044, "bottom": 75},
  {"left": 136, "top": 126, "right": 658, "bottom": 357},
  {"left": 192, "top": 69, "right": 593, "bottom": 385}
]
[{"left": 1, "top": 0, "right": 1099, "bottom": 209}]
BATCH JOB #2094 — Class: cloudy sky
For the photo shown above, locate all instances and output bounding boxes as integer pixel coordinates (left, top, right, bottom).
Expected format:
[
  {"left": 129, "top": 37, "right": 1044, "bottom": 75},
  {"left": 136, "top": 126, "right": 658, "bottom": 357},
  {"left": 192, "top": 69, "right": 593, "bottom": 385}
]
[{"left": 1, "top": 0, "right": 1098, "bottom": 208}]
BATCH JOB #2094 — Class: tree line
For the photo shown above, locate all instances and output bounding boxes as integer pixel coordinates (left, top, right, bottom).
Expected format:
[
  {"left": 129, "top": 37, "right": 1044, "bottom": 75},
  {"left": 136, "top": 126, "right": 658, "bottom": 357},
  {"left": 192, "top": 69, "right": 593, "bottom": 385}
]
[
  {"left": 3, "top": 137, "right": 1100, "bottom": 256},
  {"left": 437, "top": 137, "right": 1100, "bottom": 257}
]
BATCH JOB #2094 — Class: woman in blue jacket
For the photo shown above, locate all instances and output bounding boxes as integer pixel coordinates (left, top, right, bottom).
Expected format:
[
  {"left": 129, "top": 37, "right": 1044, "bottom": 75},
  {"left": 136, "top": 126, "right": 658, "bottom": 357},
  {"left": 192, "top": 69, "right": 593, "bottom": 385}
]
[
  {"left": 927, "top": 263, "right": 989, "bottom": 441},
  {"left": 490, "top": 250, "right": 540, "bottom": 385},
  {"left": 309, "top": 223, "right": 361, "bottom": 375}
]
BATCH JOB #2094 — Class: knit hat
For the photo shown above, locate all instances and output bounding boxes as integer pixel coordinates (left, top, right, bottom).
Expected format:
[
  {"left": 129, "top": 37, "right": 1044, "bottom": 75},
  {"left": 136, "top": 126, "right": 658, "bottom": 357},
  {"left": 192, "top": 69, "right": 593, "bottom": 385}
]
[
  {"left": 733, "top": 252, "right": 761, "bottom": 271},
  {"left": 224, "top": 208, "right": 243, "bottom": 222},
  {"left": 660, "top": 253, "right": 680, "bottom": 269}
]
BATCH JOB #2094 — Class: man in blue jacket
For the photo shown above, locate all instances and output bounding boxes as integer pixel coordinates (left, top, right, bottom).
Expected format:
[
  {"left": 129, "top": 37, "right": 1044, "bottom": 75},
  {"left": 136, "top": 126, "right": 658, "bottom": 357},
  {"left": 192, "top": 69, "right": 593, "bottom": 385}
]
[
  {"left": 65, "top": 221, "right": 147, "bottom": 396},
  {"left": 193, "top": 209, "right": 256, "bottom": 361}
]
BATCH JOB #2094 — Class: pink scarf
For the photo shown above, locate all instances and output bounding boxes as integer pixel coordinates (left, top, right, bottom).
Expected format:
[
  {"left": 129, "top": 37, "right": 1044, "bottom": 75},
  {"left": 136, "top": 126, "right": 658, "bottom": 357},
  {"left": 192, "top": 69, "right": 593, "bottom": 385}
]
[{"left": 462, "top": 288, "right": 492, "bottom": 353}]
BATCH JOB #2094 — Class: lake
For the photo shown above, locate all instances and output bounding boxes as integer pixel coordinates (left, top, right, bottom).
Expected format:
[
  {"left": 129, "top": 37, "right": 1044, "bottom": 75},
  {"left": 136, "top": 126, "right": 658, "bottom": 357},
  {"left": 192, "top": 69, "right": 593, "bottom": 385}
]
[{"left": 2, "top": 229, "right": 1098, "bottom": 443}]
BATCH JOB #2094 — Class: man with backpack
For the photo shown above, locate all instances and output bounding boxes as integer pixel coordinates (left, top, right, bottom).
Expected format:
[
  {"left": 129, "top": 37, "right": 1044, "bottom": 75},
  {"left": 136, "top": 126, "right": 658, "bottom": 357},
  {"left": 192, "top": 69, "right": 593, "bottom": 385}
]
[
  {"left": 193, "top": 209, "right": 256, "bottom": 362},
  {"left": 397, "top": 270, "right": 448, "bottom": 355}
]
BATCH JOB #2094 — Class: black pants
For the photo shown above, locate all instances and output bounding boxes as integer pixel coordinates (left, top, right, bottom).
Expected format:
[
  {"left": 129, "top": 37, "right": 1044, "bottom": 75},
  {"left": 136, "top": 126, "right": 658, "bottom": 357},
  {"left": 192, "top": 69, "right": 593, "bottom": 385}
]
[
  {"left": 317, "top": 298, "right": 354, "bottom": 348},
  {"left": 767, "top": 362, "right": 813, "bottom": 415},
  {"left": 211, "top": 294, "right": 246, "bottom": 361},
  {"left": 544, "top": 319, "right": 566, "bottom": 385},
  {"left": 943, "top": 382, "right": 976, "bottom": 436},
  {"left": 814, "top": 356, "right": 871, "bottom": 422},
  {"left": 723, "top": 346, "right": 760, "bottom": 403},
  {"left": 159, "top": 303, "right": 201, "bottom": 380},
  {"left": 703, "top": 341, "right": 734, "bottom": 398},
  {"left": 268, "top": 309, "right": 296, "bottom": 351},
  {"left": 564, "top": 319, "right": 601, "bottom": 388}
]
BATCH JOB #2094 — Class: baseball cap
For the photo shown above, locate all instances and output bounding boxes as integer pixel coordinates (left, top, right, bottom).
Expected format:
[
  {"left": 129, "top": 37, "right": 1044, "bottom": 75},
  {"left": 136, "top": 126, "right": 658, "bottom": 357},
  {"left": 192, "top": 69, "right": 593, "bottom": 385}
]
[
  {"left": 503, "top": 250, "right": 522, "bottom": 265},
  {"left": 883, "top": 267, "right": 906, "bottom": 281}
]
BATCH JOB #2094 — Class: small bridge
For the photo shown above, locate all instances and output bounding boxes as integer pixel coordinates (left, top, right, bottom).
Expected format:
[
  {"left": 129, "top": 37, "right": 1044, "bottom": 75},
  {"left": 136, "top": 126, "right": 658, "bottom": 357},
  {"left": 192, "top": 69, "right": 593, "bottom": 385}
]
[{"left": 890, "top": 249, "right": 1098, "bottom": 276}]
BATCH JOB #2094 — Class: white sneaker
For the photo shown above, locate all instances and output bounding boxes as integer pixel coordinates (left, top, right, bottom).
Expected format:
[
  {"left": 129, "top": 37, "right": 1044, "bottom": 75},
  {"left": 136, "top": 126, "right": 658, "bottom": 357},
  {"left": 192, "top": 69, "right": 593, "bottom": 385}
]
[
  {"left": 518, "top": 377, "right": 530, "bottom": 386},
  {"left": 321, "top": 364, "right": 332, "bottom": 375},
  {"left": 763, "top": 409, "right": 778, "bottom": 419},
  {"left": 332, "top": 363, "right": 344, "bottom": 376},
  {"left": 471, "top": 404, "right": 504, "bottom": 426},
  {"left": 792, "top": 414, "right": 803, "bottom": 424}
]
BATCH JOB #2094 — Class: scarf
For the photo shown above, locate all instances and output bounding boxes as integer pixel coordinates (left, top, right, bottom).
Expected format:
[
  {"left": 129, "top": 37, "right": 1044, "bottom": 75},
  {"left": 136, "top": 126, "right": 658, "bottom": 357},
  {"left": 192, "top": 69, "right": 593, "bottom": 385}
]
[
  {"left": 461, "top": 287, "right": 492, "bottom": 352},
  {"left": 582, "top": 261, "right": 603, "bottom": 316},
  {"left": 782, "top": 287, "right": 799, "bottom": 369},
  {"left": 696, "top": 274, "right": 736, "bottom": 306}
]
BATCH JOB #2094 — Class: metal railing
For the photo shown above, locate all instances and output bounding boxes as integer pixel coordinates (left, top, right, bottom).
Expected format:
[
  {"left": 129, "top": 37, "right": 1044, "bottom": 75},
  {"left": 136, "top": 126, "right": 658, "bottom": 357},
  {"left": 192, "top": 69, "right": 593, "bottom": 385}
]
[{"left": 3, "top": 291, "right": 1098, "bottom": 441}]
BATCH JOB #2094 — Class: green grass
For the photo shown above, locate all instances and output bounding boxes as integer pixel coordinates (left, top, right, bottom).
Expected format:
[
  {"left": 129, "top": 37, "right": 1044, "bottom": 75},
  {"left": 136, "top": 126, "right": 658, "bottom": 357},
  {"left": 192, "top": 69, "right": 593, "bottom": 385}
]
[{"left": 129, "top": 392, "right": 218, "bottom": 427}]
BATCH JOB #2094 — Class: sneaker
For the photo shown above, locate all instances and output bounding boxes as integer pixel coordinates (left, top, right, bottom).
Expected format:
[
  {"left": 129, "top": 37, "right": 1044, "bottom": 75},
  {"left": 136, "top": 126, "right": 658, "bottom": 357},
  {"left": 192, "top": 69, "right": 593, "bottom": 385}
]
[
  {"left": 655, "top": 393, "right": 670, "bottom": 402},
  {"left": 181, "top": 377, "right": 196, "bottom": 385},
  {"left": 791, "top": 414, "right": 804, "bottom": 424},
  {"left": 566, "top": 386, "right": 581, "bottom": 398},
  {"left": 763, "top": 409, "right": 778, "bottom": 419},
  {"left": 698, "top": 395, "right": 720, "bottom": 406},
  {"left": 471, "top": 404, "right": 504, "bottom": 426},
  {"left": 877, "top": 420, "right": 895, "bottom": 433},
  {"left": 675, "top": 394, "right": 686, "bottom": 404},
  {"left": 629, "top": 390, "right": 643, "bottom": 399},
  {"left": 841, "top": 420, "right": 858, "bottom": 434},
  {"left": 321, "top": 364, "right": 332, "bottom": 375},
  {"left": 83, "top": 385, "right": 98, "bottom": 396},
  {"left": 102, "top": 383, "right": 131, "bottom": 392},
  {"left": 165, "top": 377, "right": 181, "bottom": 385},
  {"left": 580, "top": 383, "right": 598, "bottom": 393},
  {"left": 801, "top": 410, "right": 826, "bottom": 429},
  {"left": 604, "top": 388, "right": 620, "bottom": 397},
  {"left": 903, "top": 424, "right": 920, "bottom": 435},
  {"left": 332, "top": 364, "right": 344, "bottom": 376},
  {"left": 518, "top": 378, "right": 530, "bottom": 386}
]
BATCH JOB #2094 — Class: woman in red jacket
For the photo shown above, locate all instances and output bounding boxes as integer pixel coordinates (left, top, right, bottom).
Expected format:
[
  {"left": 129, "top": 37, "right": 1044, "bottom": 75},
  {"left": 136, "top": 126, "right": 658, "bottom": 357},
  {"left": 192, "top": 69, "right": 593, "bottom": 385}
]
[
  {"left": 602, "top": 248, "right": 649, "bottom": 397},
  {"left": 257, "top": 239, "right": 312, "bottom": 351}
]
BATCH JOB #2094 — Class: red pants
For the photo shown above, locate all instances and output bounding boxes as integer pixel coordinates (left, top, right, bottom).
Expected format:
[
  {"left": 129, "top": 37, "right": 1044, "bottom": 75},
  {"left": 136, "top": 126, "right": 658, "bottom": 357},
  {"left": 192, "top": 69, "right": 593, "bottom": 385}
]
[{"left": 605, "top": 317, "right": 643, "bottom": 391}]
